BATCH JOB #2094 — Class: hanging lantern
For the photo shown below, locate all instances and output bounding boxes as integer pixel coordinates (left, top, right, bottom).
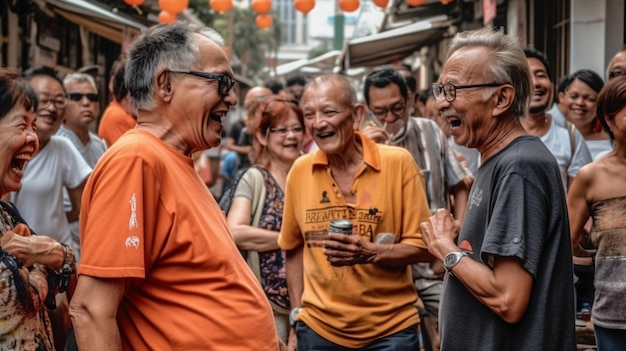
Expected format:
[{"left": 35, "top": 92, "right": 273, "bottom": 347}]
[
  {"left": 159, "top": 0, "right": 189, "bottom": 14},
  {"left": 124, "top": 0, "right": 145, "bottom": 5},
  {"left": 440, "top": 0, "right": 453, "bottom": 4},
  {"left": 338, "top": 0, "right": 359, "bottom": 12},
  {"left": 406, "top": 0, "right": 426, "bottom": 6},
  {"left": 251, "top": 0, "right": 272, "bottom": 14},
  {"left": 294, "top": 0, "right": 315, "bottom": 15},
  {"left": 210, "top": 0, "right": 233, "bottom": 12},
  {"left": 158, "top": 10, "right": 177, "bottom": 23},
  {"left": 372, "top": 0, "right": 388, "bottom": 9},
  {"left": 256, "top": 14, "right": 273, "bottom": 29}
]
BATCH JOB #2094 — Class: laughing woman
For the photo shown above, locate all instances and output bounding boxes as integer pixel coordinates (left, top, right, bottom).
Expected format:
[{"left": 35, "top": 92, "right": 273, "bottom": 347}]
[
  {"left": 0, "top": 68, "right": 76, "bottom": 350},
  {"left": 567, "top": 75, "right": 626, "bottom": 350},
  {"left": 226, "top": 97, "right": 304, "bottom": 348}
]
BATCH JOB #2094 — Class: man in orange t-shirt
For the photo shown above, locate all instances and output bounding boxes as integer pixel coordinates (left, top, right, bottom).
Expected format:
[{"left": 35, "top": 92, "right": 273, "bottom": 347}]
[
  {"left": 70, "top": 22, "right": 280, "bottom": 351},
  {"left": 98, "top": 58, "right": 136, "bottom": 147}
]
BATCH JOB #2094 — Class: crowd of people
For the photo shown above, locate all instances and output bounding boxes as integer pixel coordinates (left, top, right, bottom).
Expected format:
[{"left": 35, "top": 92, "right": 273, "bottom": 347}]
[{"left": 0, "top": 20, "right": 625, "bottom": 351}]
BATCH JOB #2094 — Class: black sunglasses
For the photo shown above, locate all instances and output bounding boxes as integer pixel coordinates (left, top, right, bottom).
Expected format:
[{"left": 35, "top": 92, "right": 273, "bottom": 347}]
[
  {"left": 168, "top": 70, "right": 237, "bottom": 97},
  {"left": 67, "top": 93, "right": 99, "bottom": 102}
]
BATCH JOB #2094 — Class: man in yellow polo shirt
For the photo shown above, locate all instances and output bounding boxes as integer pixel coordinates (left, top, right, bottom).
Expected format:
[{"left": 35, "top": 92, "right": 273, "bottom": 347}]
[{"left": 278, "top": 74, "right": 432, "bottom": 350}]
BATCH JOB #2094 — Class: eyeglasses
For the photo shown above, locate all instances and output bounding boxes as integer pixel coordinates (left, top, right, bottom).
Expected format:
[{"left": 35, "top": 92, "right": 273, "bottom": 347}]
[
  {"left": 38, "top": 95, "right": 67, "bottom": 109},
  {"left": 432, "top": 82, "right": 505, "bottom": 102},
  {"left": 168, "top": 70, "right": 237, "bottom": 97},
  {"left": 67, "top": 93, "right": 99, "bottom": 102},
  {"left": 609, "top": 69, "right": 625, "bottom": 80},
  {"left": 370, "top": 102, "right": 406, "bottom": 119},
  {"left": 269, "top": 126, "right": 304, "bottom": 136}
]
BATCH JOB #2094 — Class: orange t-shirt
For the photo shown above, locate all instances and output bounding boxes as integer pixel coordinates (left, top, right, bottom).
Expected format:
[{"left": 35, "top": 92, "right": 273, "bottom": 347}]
[
  {"left": 98, "top": 100, "right": 136, "bottom": 147},
  {"left": 80, "top": 129, "right": 279, "bottom": 350}
]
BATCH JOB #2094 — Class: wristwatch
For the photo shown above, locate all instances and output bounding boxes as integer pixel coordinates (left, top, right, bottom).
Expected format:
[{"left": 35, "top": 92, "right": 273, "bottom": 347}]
[
  {"left": 443, "top": 251, "right": 468, "bottom": 272},
  {"left": 289, "top": 307, "right": 302, "bottom": 328}
]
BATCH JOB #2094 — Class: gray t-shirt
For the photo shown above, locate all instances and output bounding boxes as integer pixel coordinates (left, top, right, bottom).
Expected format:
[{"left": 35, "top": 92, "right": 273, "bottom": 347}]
[{"left": 440, "top": 136, "right": 576, "bottom": 351}]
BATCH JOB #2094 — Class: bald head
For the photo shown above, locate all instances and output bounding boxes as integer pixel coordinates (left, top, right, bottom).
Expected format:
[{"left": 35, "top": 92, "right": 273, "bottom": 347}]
[
  {"left": 244, "top": 86, "right": 272, "bottom": 110},
  {"left": 608, "top": 49, "right": 626, "bottom": 81}
]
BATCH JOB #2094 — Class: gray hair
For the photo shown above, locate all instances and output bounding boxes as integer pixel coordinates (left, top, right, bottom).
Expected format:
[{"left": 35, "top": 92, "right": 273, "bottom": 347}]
[
  {"left": 446, "top": 27, "right": 532, "bottom": 119},
  {"left": 305, "top": 74, "right": 357, "bottom": 108},
  {"left": 125, "top": 22, "right": 225, "bottom": 111},
  {"left": 63, "top": 73, "right": 98, "bottom": 92}
]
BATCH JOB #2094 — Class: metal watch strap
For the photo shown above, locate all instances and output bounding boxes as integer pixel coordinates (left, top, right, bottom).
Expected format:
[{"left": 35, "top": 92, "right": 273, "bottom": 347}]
[{"left": 444, "top": 251, "right": 468, "bottom": 272}]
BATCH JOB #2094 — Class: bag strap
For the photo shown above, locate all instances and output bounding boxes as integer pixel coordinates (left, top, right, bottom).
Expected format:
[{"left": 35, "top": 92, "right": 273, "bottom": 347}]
[
  {"left": 243, "top": 167, "right": 266, "bottom": 283},
  {"left": 566, "top": 121, "right": 577, "bottom": 169}
]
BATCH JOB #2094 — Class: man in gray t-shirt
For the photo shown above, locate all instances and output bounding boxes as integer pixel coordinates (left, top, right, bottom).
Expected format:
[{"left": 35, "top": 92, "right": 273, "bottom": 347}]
[{"left": 420, "top": 28, "right": 576, "bottom": 350}]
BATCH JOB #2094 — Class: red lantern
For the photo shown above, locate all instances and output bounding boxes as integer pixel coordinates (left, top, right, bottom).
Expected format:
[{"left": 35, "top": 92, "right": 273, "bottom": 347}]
[
  {"left": 256, "top": 14, "right": 273, "bottom": 29},
  {"left": 158, "top": 10, "right": 177, "bottom": 23},
  {"left": 159, "top": 0, "right": 189, "bottom": 14},
  {"left": 124, "top": 0, "right": 145, "bottom": 5},
  {"left": 406, "top": 0, "right": 426, "bottom": 6},
  {"left": 372, "top": 0, "right": 388, "bottom": 8},
  {"left": 251, "top": 0, "right": 272, "bottom": 14},
  {"left": 294, "top": 0, "right": 315, "bottom": 15},
  {"left": 210, "top": 0, "right": 233, "bottom": 12},
  {"left": 338, "top": 0, "right": 359, "bottom": 12}
]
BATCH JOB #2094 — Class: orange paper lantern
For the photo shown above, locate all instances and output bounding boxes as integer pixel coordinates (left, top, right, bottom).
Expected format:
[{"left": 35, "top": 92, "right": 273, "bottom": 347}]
[
  {"left": 251, "top": 0, "right": 272, "bottom": 14},
  {"left": 124, "top": 0, "right": 145, "bottom": 5},
  {"left": 406, "top": 0, "right": 426, "bottom": 6},
  {"left": 255, "top": 14, "right": 273, "bottom": 29},
  {"left": 338, "top": 0, "right": 359, "bottom": 12},
  {"left": 372, "top": 0, "right": 389, "bottom": 8},
  {"left": 294, "top": 0, "right": 315, "bottom": 14},
  {"left": 210, "top": 0, "right": 233, "bottom": 12},
  {"left": 158, "top": 10, "right": 177, "bottom": 23},
  {"left": 159, "top": 0, "right": 189, "bottom": 14},
  {"left": 440, "top": 0, "right": 453, "bottom": 4}
]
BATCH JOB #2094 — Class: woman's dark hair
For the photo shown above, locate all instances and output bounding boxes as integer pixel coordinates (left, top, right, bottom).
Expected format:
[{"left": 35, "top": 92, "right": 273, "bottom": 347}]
[
  {"left": 563, "top": 69, "right": 604, "bottom": 94},
  {"left": 596, "top": 75, "right": 626, "bottom": 143},
  {"left": 0, "top": 68, "right": 38, "bottom": 120}
]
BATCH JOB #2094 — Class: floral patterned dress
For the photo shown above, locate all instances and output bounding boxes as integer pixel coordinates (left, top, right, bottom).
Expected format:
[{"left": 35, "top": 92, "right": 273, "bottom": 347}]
[
  {"left": 256, "top": 169, "right": 290, "bottom": 311},
  {"left": 0, "top": 202, "right": 54, "bottom": 350}
]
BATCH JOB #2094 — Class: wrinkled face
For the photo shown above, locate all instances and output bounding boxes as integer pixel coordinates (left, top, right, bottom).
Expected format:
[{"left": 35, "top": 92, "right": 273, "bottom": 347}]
[
  {"left": 64, "top": 81, "right": 99, "bottom": 129},
  {"left": 0, "top": 103, "right": 39, "bottom": 196},
  {"left": 435, "top": 46, "right": 499, "bottom": 149},
  {"left": 169, "top": 34, "right": 237, "bottom": 150},
  {"left": 30, "top": 75, "right": 66, "bottom": 145},
  {"left": 608, "top": 51, "right": 626, "bottom": 81},
  {"left": 527, "top": 57, "right": 553, "bottom": 115},
  {"left": 559, "top": 78, "right": 598, "bottom": 127},
  {"left": 367, "top": 83, "right": 408, "bottom": 136},
  {"left": 301, "top": 81, "right": 358, "bottom": 155},
  {"left": 265, "top": 109, "right": 304, "bottom": 164}
]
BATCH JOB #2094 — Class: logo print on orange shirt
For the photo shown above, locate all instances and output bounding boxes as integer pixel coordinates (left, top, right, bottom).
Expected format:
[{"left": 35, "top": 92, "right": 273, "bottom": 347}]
[
  {"left": 129, "top": 193, "right": 138, "bottom": 230},
  {"left": 125, "top": 236, "right": 140, "bottom": 249},
  {"left": 320, "top": 191, "right": 330, "bottom": 203}
]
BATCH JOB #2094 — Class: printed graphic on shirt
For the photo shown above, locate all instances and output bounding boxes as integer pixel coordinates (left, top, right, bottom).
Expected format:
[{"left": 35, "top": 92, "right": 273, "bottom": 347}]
[
  {"left": 125, "top": 236, "right": 140, "bottom": 249},
  {"left": 469, "top": 187, "right": 483, "bottom": 210},
  {"left": 320, "top": 191, "right": 330, "bottom": 203},
  {"left": 129, "top": 192, "right": 138, "bottom": 230},
  {"left": 303, "top": 205, "right": 383, "bottom": 246}
]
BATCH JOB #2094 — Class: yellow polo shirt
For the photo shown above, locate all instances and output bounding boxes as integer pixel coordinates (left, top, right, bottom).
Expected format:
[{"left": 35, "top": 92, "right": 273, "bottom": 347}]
[{"left": 279, "top": 132, "right": 430, "bottom": 348}]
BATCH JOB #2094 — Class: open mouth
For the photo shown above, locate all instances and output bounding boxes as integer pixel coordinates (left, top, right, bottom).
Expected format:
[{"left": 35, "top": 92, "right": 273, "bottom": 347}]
[
  {"left": 449, "top": 118, "right": 462, "bottom": 127},
  {"left": 316, "top": 130, "right": 335, "bottom": 140},
  {"left": 11, "top": 153, "right": 31, "bottom": 173},
  {"left": 209, "top": 112, "right": 226, "bottom": 124}
]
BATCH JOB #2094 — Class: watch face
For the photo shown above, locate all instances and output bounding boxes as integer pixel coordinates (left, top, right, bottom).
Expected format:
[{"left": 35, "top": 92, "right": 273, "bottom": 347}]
[{"left": 445, "top": 253, "right": 457, "bottom": 268}]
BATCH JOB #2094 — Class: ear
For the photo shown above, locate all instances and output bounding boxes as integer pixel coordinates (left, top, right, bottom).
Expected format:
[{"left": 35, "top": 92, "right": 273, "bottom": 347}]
[
  {"left": 255, "top": 130, "right": 267, "bottom": 147},
  {"left": 352, "top": 103, "right": 365, "bottom": 130},
  {"left": 156, "top": 68, "right": 173, "bottom": 103},
  {"left": 492, "top": 85, "right": 515, "bottom": 117}
]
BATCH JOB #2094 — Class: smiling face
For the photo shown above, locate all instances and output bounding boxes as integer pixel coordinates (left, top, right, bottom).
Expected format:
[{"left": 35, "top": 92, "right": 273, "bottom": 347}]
[
  {"left": 301, "top": 79, "right": 361, "bottom": 155},
  {"left": 0, "top": 103, "right": 39, "bottom": 196},
  {"left": 170, "top": 34, "right": 237, "bottom": 150},
  {"left": 29, "top": 75, "right": 66, "bottom": 146},
  {"left": 64, "top": 81, "right": 99, "bottom": 130},
  {"left": 366, "top": 83, "right": 409, "bottom": 136},
  {"left": 527, "top": 57, "right": 553, "bottom": 115},
  {"left": 436, "top": 46, "right": 500, "bottom": 150},
  {"left": 263, "top": 109, "right": 304, "bottom": 166},
  {"left": 559, "top": 78, "right": 598, "bottom": 128}
]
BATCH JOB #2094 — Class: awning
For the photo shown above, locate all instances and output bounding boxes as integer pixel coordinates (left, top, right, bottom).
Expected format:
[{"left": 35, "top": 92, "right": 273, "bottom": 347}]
[
  {"left": 342, "top": 14, "right": 451, "bottom": 69},
  {"left": 46, "top": 0, "right": 146, "bottom": 44},
  {"left": 275, "top": 50, "right": 342, "bottom": 76}
]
